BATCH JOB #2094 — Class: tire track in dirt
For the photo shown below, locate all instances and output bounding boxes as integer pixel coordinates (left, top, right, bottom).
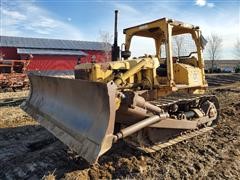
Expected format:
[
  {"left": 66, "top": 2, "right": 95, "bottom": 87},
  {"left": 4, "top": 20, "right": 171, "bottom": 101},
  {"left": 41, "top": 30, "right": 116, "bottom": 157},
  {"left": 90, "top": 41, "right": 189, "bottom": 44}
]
[{"left": 0, "top": 83, "right": 239, "bottom": 179}]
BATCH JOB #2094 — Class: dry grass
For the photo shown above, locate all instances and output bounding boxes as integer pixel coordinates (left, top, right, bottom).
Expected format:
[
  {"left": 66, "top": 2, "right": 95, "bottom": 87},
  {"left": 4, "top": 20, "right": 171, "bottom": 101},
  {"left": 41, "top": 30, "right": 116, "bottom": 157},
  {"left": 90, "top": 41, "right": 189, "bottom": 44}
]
[
  {"left": 42, "top": 171, "right": 56, "bottom": 180},
  {"left": 0, "top": 90, "right": 33, "bottom": 128},
  {"left": 0, "top": 90, "right": 29, "bottom": 100},
  {"left": 0, "top": 106, "right": 36, "bottom": 128}
]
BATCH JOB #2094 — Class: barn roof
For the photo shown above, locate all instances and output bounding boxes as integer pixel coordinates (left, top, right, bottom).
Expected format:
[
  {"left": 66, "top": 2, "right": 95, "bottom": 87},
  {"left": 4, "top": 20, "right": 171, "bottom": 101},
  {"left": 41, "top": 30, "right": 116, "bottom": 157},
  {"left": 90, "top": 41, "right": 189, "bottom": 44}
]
[
  {"left": 0, "top": 36, "right": 110, "bottom": 51},
  {"left": 17, "top": 48, "right": 87, "bottom": 56}
]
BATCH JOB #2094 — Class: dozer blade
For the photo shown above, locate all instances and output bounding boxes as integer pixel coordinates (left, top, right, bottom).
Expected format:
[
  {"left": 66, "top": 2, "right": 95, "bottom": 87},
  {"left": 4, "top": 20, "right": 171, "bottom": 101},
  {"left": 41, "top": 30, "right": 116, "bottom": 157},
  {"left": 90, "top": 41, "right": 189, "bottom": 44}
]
[{"left": 21, "top": 74, "right": 117, "bottom": 164}]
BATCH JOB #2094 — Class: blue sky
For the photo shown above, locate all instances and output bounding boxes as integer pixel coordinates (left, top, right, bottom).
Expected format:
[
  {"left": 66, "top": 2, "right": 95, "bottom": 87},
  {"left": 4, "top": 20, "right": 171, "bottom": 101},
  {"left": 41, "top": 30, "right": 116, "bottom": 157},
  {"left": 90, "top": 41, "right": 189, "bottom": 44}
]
[{"left": 1, "top": 0, "right": 239, "bottom": 59}]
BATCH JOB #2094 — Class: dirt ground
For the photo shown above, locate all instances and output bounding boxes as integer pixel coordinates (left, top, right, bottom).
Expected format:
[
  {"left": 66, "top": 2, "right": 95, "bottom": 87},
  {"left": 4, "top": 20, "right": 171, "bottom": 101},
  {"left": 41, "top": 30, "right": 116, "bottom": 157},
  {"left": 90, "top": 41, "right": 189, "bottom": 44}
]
[{"left": 0, "top": 83, "right": 239, "bottom": 179}]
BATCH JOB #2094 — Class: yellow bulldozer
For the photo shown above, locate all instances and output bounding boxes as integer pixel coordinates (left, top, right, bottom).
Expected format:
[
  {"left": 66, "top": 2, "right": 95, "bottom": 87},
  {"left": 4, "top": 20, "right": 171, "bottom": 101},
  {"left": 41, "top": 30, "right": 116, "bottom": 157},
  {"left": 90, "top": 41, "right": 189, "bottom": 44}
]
[{"left": 21, "top": 11, "right": 219, "bottom": 164}]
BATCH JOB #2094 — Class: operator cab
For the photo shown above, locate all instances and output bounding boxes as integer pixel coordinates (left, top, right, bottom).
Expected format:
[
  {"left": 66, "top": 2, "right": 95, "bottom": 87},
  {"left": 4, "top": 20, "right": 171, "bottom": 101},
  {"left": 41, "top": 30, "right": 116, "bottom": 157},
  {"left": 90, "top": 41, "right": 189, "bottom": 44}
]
[{"left": 122, "top": 18, "right": 207, "bottom": 88}]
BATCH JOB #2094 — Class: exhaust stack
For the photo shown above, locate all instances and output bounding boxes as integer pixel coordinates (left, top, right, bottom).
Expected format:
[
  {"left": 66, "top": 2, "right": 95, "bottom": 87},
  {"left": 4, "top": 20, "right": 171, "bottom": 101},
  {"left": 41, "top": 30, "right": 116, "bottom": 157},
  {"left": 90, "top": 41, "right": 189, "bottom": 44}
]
[{"left": 112, "top": 10, "right": 120, "bottom": 61}]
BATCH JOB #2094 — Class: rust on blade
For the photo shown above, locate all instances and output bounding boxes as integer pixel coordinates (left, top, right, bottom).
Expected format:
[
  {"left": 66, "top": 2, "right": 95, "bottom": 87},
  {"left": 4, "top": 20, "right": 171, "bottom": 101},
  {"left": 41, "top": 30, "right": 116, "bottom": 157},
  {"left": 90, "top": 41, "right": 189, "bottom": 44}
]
[{"left": 21, "top": 74, "right": 117, "bottom": 164}]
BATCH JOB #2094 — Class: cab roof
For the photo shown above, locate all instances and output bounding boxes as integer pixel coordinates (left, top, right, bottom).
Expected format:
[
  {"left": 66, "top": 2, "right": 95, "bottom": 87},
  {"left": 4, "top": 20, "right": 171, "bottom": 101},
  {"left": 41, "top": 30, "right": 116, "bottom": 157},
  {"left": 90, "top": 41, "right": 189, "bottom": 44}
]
[{"left": 123, "top": 18, "right": 199, "bottom": 38}]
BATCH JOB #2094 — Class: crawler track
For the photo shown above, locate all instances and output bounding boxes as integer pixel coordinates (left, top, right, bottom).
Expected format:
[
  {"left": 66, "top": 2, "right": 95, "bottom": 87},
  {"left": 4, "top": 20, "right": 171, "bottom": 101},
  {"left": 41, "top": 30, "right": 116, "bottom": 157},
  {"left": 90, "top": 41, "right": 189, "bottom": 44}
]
[
  {"left": 139, "top": 126, "right": 213, "bottom": 153},
  {"left": 127, "top": 94, "right": 219, "bottom": 154}
]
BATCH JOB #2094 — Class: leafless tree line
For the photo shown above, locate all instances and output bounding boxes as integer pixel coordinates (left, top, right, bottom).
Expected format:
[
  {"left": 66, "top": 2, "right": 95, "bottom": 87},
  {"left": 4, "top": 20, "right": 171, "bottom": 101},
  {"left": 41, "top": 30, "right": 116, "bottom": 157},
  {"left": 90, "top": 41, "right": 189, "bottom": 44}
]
[
  {"left": 99, "top": 30, "right": 112, "bottom": 62},
  {"left": 206, "top": 34, "right": 240, "bottom": 72},
  {"left": 173, "top": 36, "right": 185, "bottom": 58},
  {"left": 234, "top": 39, "right": 240, "bottom": 59},
  {"left": 98, "top": 31, "right": 240, "bottom": 65},
  {"left": 206, "top": 33, "right": 223, "bottom": 72},
  {"left": 173, "top": 33, "right": 239, "bottom": 73}
]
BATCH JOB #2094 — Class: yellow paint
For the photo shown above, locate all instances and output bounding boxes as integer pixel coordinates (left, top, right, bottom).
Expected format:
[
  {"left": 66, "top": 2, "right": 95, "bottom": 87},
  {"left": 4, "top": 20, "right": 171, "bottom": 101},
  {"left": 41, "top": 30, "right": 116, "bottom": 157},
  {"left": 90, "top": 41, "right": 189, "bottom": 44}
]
[
  {"left": 75, "top": 17, "right": 208, "bottom": 97},
  {"left": 173, "top": 63, "right": 203, "bottom": 86}
]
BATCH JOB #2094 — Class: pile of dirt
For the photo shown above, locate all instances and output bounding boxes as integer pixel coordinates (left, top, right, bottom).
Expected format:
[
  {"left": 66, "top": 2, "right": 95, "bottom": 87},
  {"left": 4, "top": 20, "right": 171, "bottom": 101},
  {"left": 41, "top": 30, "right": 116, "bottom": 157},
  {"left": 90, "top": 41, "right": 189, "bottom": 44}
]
[{"left": 0, "top": 83, "right": 239, "bottom": 179}]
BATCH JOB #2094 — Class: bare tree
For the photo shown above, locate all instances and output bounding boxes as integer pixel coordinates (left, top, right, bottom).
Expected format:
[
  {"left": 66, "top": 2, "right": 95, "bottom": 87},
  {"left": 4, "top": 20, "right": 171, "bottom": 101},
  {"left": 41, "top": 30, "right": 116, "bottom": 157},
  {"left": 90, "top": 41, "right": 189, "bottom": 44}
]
[
  {"left": 234, "top": 39, "right": 240, "bottom": 59},
  {"left": 206, "top": 33, "right": 223, "bottom": 73},
  {"left": 99, "top": 31, "right": 112, "bottom": 62},
  {"left": 173, "top": 36, "right": 185, "bottom": 58}
]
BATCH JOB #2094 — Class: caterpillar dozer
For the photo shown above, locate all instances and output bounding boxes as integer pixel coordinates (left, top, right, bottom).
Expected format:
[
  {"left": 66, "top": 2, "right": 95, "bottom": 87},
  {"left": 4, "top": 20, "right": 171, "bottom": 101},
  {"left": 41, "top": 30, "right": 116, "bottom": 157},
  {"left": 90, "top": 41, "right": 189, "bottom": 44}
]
[{"left": 21, "top": 11, "right": 219, "bottom": 164}]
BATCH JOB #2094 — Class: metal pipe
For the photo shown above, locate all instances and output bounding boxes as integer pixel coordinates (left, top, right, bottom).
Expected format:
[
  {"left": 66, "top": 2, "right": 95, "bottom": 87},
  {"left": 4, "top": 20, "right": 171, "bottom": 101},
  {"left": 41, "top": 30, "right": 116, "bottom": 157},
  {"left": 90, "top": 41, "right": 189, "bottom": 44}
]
[
  {"left": 113, "top": 113, "right": 168, "bottom": 142},
  {"left": 114, "top": 59, "right": 146, "bottom": 86},
  {"left": 134, "top": 95, "right": 163, "bottom": 113},
  {"left": 114, "top": 10, "right": 118, "bottom": 47},
  {"left": 112, "top": 10, "right": 120, "bottom": 61}
]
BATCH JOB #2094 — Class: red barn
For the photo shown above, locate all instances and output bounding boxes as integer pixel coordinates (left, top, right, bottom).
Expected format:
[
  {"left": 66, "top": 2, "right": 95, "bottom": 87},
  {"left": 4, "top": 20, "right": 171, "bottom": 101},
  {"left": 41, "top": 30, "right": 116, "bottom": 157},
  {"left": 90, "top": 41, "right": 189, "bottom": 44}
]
[{"left": 0, "top": 36, "right": 111, "bottom": 75}]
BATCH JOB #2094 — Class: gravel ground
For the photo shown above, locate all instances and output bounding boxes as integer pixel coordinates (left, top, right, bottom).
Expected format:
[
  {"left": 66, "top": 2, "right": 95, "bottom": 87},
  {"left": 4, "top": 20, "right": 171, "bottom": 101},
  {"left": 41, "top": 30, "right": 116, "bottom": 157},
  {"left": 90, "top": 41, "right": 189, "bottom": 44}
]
[{"left": 0, "top": 83, "right": 239, "bottom": 179}]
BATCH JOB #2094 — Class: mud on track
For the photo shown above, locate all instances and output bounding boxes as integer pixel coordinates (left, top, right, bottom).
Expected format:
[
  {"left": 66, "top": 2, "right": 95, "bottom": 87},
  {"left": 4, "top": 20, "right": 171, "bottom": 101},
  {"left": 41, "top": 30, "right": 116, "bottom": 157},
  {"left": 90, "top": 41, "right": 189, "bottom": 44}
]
[{"left": 0, "top": 83, "right": 240, "bottom": 179}]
